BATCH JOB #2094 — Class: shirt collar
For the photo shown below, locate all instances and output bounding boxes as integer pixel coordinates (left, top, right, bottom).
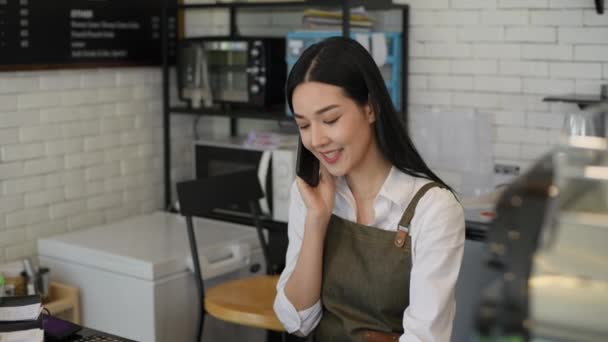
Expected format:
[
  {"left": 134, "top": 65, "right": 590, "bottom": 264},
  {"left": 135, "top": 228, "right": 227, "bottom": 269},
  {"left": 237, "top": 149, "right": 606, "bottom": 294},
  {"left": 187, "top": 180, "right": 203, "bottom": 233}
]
[
  {"left": 335, "top": 176, "right": 351, "bottom": 203},
  {"left": 378, "top": 166, "right": 415, "bottom": 207},
  {"left": 335, "top": 166, "right": 416, "bottom": 208}
]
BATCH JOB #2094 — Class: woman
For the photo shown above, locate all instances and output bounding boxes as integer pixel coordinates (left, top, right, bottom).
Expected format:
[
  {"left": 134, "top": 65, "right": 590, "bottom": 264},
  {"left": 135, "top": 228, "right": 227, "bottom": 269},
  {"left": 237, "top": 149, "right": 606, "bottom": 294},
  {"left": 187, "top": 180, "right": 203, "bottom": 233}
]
[{"left": 273, "top": 36, "right": 465, "bottom": 342}]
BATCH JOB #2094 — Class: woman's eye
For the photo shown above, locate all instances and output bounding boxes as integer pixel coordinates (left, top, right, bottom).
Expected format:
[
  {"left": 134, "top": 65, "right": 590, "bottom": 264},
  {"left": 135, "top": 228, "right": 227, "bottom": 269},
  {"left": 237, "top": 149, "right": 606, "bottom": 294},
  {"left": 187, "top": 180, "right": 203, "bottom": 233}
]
[
  {"left": 298, "top": 123, "right": 310, "bottom": 130},
  {"left": 324, "top": 117, "right": 340, "bottom": 125}
]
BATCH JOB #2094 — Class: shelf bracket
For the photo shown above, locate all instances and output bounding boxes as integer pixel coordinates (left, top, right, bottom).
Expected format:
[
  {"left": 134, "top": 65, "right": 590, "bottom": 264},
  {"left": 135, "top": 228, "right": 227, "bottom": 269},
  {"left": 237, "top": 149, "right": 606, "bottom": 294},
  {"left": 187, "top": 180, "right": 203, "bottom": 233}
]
[
  {"left": 229, "top": 6, "right": 238, "bottom": 37},
  {"left": 230, "top": 118, "right": 238, "bottom": 136},
  {"left": 341, "top": 0, "right": 350, "bottom": 37}
]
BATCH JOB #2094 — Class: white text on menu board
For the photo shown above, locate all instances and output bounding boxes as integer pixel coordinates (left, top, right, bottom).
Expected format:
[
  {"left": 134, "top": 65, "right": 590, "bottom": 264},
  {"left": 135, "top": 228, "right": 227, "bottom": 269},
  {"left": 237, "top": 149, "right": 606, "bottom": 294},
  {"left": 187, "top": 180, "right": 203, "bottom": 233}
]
[
  {"left": 0, "top": 0, "right": 30, "bottom": 49},
  {"left": 20, "top": 0, "right": 30, "bottom": 48},
  {"left": 70, "top": 9, "right": 139, "bottom": 58}
]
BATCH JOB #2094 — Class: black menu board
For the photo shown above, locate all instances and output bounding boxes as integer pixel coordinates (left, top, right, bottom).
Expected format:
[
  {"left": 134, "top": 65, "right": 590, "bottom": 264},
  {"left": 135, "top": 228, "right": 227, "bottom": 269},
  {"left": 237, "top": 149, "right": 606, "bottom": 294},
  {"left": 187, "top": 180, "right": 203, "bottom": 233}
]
[{"left": 0, "top": 0, "right": 177, "bottom": 70}]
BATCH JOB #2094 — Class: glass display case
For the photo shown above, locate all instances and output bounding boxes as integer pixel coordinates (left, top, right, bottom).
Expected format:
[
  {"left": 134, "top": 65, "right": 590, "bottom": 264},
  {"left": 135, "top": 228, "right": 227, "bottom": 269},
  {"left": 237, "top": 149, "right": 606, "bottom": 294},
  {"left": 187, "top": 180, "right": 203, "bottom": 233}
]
[
  {"left": 529, "top": 146, "right": 608, "bottom": 342},
  {"left": 474, "top": 121, "right": 608, "bottom": 342}
]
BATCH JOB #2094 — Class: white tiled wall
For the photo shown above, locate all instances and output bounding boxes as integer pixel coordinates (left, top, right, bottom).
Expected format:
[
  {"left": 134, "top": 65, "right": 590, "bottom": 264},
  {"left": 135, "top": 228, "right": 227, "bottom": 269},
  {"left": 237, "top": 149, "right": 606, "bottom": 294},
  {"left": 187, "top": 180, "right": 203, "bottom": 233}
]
[
  {"left": 394, "top": 0, "right": 607, "bottom": 180},
  {"left": 1, "top": 0, "right": 607, "bottom": 261},
  {"left": 0, "top": 69, "right": 195, "bottom": 262}
]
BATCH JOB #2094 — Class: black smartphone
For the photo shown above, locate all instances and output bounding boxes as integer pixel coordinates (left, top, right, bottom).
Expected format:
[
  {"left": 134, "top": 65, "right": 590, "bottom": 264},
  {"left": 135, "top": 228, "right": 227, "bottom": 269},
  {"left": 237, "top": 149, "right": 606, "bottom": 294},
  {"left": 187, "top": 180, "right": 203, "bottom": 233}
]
[{"left": 296, "top": 138, "right": 320, "bottom": 187}]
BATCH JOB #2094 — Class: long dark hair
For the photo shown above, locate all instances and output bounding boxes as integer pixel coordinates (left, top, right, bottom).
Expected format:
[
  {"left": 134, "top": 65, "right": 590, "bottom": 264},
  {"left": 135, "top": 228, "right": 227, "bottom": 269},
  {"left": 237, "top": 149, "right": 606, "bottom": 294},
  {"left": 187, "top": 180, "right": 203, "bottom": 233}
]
[{"left": 286, "top": 36, "right": 453, "bottom": 192}]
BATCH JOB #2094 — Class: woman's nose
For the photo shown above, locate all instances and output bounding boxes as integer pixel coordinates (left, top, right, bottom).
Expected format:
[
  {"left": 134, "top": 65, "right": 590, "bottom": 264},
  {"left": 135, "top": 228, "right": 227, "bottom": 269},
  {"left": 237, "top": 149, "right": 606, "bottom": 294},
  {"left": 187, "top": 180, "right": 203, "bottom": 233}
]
[{"left": 310, "top": 124, "right": 329, "bottom": 149}]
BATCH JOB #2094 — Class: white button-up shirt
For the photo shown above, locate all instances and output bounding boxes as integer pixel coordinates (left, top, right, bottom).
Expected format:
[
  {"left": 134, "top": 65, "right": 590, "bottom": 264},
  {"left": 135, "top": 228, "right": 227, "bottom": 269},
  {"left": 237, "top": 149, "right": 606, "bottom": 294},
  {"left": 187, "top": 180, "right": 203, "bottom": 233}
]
[{"left": 273, "top": 167, "right": 465, "bottom": 342}]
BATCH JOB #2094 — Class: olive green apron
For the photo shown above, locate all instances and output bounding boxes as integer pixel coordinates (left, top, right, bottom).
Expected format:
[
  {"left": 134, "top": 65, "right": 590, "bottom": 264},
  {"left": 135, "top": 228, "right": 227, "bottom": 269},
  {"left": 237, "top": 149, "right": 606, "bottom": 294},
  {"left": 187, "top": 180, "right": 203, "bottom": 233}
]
[{"left": 313, "top": 182, "right": 441, "bottom": 342}]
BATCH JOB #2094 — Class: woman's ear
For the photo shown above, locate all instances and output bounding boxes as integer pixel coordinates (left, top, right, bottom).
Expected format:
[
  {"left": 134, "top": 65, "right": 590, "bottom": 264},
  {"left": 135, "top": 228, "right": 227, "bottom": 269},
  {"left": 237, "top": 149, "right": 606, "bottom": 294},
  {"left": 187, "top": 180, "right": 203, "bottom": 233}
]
[{"left": 365, "top": 98, "right": 376, "bottom": 123}]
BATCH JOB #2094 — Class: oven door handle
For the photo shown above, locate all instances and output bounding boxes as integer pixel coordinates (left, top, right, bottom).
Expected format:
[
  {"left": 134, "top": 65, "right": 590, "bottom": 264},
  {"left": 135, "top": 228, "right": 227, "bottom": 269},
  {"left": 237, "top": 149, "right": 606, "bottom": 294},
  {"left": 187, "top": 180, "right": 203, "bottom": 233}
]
[{"left": 257, "top": 151, "right": 272, "bottom": 217}]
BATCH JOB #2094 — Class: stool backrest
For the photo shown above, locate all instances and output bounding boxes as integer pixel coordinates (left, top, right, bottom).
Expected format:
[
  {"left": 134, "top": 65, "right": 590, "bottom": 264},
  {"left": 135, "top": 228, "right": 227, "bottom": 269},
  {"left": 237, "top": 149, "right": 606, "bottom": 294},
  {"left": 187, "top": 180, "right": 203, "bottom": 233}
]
[{"left": 176, "top": 170, "right": 273, "bottom": 295}]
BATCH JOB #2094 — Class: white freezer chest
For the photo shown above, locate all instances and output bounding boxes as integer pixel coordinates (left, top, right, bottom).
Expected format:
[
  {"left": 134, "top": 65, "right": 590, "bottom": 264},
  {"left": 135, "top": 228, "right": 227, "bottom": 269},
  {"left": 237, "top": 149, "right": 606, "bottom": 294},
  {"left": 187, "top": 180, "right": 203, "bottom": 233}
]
[{"left": 38, "top": 211, "right": 267, "bottom": 342}]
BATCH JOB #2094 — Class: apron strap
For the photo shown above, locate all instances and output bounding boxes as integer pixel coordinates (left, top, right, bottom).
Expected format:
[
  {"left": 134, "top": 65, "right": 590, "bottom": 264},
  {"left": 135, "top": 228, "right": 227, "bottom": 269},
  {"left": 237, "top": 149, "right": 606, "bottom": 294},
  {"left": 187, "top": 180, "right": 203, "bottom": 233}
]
[{"left": 394, "top": 182, "right": 443, "bottom": 247}]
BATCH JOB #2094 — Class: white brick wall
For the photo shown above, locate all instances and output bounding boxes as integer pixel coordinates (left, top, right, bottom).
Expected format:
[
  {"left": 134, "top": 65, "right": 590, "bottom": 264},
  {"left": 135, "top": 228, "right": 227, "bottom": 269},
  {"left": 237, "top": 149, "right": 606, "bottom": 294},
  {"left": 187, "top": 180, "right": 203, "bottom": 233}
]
[
  {"left": 500, "top": 61, "right": 549, "bottom": 77},
  {"left": 522, "top": 44, "right": 572, "bottom": 60},
  {"left": 481, "top": 10, "right": 529, "bottom": 25},
  {"left": 392, "top": 0, "right": 608, "bottom": 190},
  {"left": 499, "top": 0, "right": 548, "bottom": 9},
  {"left": 0, "top": 68, "right": 193, "bottom": 261},
  {"left": 506, "top": 27, "right": 557, "bottom": 42},
  {"left": 453, "top": 0, "right": 497, "bottom": 9}
]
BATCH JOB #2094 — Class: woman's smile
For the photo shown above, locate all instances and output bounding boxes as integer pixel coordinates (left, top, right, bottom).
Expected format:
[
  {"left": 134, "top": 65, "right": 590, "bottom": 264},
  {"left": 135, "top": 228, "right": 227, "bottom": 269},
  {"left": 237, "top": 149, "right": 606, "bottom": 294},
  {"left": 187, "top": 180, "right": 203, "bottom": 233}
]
[{"left": 319, "top": 148, "right": 343, "bottom": 164}]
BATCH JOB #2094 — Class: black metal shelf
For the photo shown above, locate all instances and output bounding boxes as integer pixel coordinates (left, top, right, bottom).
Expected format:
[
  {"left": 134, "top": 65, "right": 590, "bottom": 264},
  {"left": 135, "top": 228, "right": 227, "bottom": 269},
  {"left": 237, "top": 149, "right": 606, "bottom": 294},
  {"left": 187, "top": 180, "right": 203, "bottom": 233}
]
[
  {"left": 175, "top": 2, "right": 310, "bottom": 10},
  {"left": 172, "top": 0, "right": 398, "bottom": 11},
  {"left": 161, "top": 0, "right": 410, "bottom": 209},
  {"left": 169, "top": 105, "right": 291, "bottom": 121},
  {"left": 543, "top": 94, "right": 608, "bottom": 109}
]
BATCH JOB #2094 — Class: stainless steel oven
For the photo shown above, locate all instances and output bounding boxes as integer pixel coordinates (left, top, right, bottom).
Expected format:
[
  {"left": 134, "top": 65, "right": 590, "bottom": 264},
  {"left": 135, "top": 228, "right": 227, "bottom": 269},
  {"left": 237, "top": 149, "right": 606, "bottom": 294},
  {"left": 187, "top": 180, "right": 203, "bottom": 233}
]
[{"left": 178, "top": 37, "right": 286, "bottom": 108}]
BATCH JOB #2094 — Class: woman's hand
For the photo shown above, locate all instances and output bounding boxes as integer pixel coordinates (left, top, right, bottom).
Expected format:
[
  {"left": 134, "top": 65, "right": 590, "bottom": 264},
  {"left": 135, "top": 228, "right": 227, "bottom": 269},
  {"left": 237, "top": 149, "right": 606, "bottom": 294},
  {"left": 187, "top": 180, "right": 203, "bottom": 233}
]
[
  {"left": 284, "top": 165, "right": 334, "bottom": 312},
  {"left": 296, "top": 164, "right": 336, "bottom": 222}
]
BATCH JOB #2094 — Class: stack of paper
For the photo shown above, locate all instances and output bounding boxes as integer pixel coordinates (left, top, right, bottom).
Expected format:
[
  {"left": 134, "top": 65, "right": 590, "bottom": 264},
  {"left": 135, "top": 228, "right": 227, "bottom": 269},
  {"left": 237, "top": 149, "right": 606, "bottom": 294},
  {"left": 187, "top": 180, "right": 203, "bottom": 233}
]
[
  {"left": 302, "top": 6, "right": 373, "bottom": 31},
  {"left": 0, "top": 296, "right": 43, "bottom": 342}
]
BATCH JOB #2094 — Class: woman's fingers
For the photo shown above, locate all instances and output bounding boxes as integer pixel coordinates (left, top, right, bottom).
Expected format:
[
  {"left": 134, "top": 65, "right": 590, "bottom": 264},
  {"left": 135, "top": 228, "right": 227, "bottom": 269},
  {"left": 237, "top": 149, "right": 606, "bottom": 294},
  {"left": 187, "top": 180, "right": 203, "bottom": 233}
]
[
  {"left": 295, "top": 165, "right": 336, "bottom": 218},
  {"left": 318, "top": 164, "right": 330, "bottom": 183},
  {"left": 295, "top": 176, "right": 311, "bottom": 194},
  {"left": 318, "top": 164, "right": 336, "bottom": 192}
]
